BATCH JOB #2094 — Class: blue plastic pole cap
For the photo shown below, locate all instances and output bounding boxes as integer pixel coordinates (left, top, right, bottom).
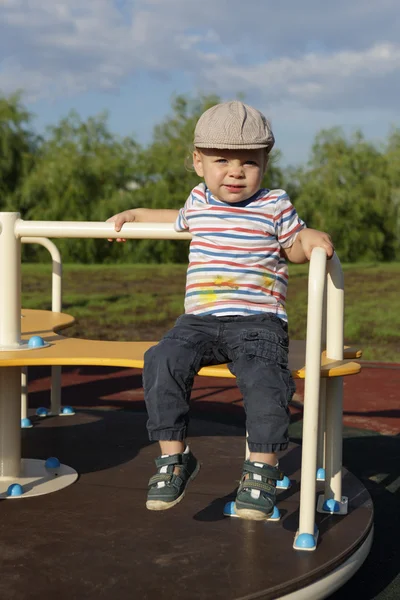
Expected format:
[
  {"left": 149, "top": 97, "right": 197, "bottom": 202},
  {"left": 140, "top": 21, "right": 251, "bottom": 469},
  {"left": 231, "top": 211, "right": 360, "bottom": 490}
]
[
  {"left": 7, "top": 483, "right": 24, "bottom": 497},
  {"left": 223, "top": 501, "right": 236, "bottom": 516},
  {"left": 276, "top": 475, "right": 291, "bottom": 489},
  {"left": 61, "top": 406, "right": 75, "bottom": 415},
  {"left": 21, "top": 417, "right": 32, "bottom": 428},
  {"left": 36, "top": 407, "right": 48, "bottom": 417},
  {"left": 322, "top": 498, "right": 340, "bottom": 513},
  {"left": 268, "top": 506, "right": 281, "bottom": 521},
  {"left": 45, "top": 457, "right": 61, "bottom": 469},
  {"left": 294, "top": 533, "right": 316, "bottom": 550},
  {"left": 28, "top": 335, "right": 45, "bottom": 348},
  {"left": 316, "top": 468, "right": 326, "bottom": 481}
]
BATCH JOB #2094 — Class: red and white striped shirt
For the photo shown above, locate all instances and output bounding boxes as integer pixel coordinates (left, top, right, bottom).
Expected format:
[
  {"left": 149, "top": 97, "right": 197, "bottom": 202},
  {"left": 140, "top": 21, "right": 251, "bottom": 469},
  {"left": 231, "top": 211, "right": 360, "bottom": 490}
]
[{"left": 175, "top": 183, "right": 305, "bottom": 321}]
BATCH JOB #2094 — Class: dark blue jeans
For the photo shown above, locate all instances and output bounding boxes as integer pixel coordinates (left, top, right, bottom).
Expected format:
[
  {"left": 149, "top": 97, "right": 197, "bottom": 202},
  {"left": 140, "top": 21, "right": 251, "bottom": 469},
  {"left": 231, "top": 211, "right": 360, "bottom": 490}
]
[{"left": 142, "top": 313, "right": 296, "bottom": 453}]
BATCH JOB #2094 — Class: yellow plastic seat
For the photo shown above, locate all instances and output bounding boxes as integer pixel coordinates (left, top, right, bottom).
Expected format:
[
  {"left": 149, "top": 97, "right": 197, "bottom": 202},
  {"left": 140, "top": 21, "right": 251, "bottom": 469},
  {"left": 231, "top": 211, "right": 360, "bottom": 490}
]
[{"left": 0, "top": 309, "right": 361, "bottom": 380}]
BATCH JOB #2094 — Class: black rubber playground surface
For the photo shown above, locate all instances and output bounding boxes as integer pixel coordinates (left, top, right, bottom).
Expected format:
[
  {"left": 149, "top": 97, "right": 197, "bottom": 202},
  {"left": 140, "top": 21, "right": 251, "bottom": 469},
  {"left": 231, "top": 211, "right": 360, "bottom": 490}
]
[
  {"left": 1, "top": 364, "right": 397, "bottom": 599},
  {"left": 299, "top": 425, "right": 400, "bottom": 599}
]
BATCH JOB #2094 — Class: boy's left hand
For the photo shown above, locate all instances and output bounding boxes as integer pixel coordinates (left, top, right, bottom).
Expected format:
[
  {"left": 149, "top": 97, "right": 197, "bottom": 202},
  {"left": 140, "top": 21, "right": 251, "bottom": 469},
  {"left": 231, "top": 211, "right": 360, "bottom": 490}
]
[{"left": 298, "top": 229, "right": 334, "bottom": 260}]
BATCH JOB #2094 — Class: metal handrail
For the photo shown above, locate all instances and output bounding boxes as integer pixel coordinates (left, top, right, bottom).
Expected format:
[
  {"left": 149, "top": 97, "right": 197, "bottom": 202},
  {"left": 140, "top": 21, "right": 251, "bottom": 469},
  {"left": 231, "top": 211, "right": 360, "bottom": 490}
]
[
  {"left": 0, "top": 213, "right": 347, "bottom": 550},
  {"left": 20, "top": 237, "right": 63, "bottom": 418}
]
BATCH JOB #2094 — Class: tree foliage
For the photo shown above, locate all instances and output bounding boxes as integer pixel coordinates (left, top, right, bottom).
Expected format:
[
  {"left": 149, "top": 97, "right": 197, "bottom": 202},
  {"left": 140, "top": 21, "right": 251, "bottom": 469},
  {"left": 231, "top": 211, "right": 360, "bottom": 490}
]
[
  {"left": 0, "top": 92, "right": 38, "bottom": 200},
  {"left": 0, "top": 92, "right": 399, "bottom": 263},
  {"left": 291, "top": 128, "right": 400, "bottom": 261},
  {"left": 13, "top": 110, "right": 139, "bottom": 263}
]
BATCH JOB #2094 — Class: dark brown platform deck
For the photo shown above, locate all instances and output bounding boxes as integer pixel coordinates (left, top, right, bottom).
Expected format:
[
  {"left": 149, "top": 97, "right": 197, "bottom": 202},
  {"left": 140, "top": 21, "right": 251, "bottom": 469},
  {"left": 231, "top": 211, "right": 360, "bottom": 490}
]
[{"left": 0, "top": 409, "right": 373, "bottom": 600}]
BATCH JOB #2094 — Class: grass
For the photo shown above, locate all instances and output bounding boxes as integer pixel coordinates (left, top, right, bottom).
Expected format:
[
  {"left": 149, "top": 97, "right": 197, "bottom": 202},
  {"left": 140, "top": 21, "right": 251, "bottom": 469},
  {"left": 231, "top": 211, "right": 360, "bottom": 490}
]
[{"left": 21, "top": 262, "right": 400, "bottom": 363}]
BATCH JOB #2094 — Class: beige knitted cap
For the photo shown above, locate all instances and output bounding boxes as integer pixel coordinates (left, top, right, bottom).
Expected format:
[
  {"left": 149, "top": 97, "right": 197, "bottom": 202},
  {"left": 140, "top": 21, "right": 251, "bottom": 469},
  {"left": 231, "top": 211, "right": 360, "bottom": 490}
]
[{"left": 194, "top": 101, "right": 275, "bottom": 151}]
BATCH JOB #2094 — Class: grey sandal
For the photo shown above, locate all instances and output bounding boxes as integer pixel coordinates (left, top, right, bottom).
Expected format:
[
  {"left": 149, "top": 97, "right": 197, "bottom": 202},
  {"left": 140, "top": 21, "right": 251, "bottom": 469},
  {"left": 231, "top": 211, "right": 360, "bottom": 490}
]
[
  {"left": 234, "top": 460, "right": 283, "bottom": 520},
  {"left": 146, "top": 449, "right": 200, "bottom": 511}
]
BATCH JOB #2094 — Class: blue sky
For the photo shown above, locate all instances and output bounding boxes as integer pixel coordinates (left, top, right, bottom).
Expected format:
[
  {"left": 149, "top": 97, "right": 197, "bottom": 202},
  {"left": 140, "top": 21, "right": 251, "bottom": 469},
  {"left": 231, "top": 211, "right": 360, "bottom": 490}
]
[{"left": 1, "top": 0, "right": 399, "bottom": 166}]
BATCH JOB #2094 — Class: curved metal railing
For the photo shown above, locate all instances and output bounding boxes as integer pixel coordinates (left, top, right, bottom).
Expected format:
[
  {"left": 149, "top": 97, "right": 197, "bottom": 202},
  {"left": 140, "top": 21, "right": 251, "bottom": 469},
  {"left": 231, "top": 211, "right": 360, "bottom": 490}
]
[{"left": 0, "top": 212, "right": 348, "bottom": 550}]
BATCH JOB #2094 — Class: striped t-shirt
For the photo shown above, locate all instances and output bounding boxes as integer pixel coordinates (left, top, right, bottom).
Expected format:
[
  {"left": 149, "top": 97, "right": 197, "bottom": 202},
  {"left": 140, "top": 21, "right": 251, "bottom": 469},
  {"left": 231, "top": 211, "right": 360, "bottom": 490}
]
[{"left": 175, "top": 183, "right": 305, "bottom": 321}]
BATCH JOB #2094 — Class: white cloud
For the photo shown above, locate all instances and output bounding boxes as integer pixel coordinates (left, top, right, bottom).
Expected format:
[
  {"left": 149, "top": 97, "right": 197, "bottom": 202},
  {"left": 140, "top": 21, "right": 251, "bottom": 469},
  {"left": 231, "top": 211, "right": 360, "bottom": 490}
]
[
  {"left": 199, "top": 43, "right": 400, "bottom": 111},
  {"left": 0, "top": 0, "right": 399, "bottom": 114}
]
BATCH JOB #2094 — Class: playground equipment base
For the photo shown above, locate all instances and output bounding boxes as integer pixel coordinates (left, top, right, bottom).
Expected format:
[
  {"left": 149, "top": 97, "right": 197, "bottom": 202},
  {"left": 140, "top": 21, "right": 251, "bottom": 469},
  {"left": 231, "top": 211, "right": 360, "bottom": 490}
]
[
  {"left": 0, "top": 409, "right": 373, "bottom": 600},
  {"left": 0, "top": 458, "right": 78, "bottom": 499}
]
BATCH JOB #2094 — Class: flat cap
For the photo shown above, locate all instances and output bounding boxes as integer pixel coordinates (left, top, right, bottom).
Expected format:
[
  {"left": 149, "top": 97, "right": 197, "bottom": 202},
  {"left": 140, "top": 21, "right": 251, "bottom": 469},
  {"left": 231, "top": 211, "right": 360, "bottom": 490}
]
[{"left": 194, "top": 101, "right": 275, "bottom": 151}]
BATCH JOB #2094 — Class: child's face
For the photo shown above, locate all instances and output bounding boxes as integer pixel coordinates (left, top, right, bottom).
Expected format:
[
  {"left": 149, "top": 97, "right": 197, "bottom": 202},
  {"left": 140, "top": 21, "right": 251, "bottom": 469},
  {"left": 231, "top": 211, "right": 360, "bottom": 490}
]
[{"left": 193, "top": 148, "right": 267, "bottom": 203}]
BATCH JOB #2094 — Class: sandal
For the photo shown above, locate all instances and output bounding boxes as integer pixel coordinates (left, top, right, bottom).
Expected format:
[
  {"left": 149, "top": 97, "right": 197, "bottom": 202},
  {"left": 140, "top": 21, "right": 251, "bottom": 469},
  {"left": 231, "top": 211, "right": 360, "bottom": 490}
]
[
  {"left": 146, "top": 449, "right": 200, "bottom": 511},
  {"left": 234, "top": 460, "right": 283, "bottom": 521}
]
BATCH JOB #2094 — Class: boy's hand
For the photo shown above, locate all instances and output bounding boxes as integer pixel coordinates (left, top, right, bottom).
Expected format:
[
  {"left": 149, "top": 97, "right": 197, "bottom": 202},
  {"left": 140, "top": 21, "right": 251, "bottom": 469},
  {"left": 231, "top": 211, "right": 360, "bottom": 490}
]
[
  {"left": 106, "top": 210, "right": 138, "bottom": 242},
  {"left": 298, "top": 228, "right": 334, "bottom": 260}
]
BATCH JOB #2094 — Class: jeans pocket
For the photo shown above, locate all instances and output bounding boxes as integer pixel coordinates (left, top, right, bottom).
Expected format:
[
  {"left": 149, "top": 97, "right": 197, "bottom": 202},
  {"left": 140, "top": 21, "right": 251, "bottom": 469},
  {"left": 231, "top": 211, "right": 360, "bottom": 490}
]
[{"left": 240, "top": 329, "right": 289, "bottom": 365}]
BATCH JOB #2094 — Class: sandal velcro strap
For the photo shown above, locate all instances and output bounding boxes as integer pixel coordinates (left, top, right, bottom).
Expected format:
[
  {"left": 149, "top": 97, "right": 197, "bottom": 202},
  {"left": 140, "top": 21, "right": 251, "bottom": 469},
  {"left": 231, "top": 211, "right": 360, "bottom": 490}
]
[
  {"left": 155, "top": 454, "right": 183, "bottom": 468},
  {"left": 173, "top": 475, "right": 183, "bottom": 488},
  {"left": 243, "top": 461, "right": 283, "bottom": 481},
  {"left": 148, "top": 473, "right": 173, "bottom": 487},
  {"left": 239, "top": 479, "right": 276, "bottom": 495}
]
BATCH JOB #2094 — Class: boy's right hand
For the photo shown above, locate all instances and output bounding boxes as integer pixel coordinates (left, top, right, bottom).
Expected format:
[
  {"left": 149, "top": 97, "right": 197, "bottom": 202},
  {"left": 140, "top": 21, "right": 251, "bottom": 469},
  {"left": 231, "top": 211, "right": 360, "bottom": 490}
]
[{"left": 106, "top": 210, "right": 138, "bottom": 242}]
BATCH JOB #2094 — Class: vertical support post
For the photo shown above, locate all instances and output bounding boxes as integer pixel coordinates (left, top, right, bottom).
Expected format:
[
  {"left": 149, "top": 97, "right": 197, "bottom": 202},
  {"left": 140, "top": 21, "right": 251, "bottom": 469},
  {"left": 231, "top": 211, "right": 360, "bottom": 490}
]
[
  {"left": 51, "top": 367, "right": 62, "bottom": 415},
  {"left": 0, "top": 368, "right": 22, "bottom": 477},
  {"left": 51, "top": 250, "right": 62, "bottom": 415},
  {"left": 316, "top": 379, "right": 326, "bottom": 477},
  {"left": 326, "top": 256, "right": 344, "bottom": 362},
  {"left": 20, "top": 237, "right": 64, "bottom": 416},
  {"left": 316, "top": 284, "right": 328, "bottom": 476},
  {"left": 322, "top": 256, "right": 345, "bottom": 509},
  {"left": 324, "top": 377, "right": 343, "bottom": 501},
  {"left": 296, "top": 248, "right": 326, "bottom": 543},
  {"left": 0, "top": 213, "right": 22, "bottom": 348},
  {"left": 0, "top": 212, "right": 22, "bottom": 478},
  {"left": 51, "top": 248, "right": 62, "bottom": 314},
  {"left": 21, "top": 367, "right": 28, "bottom": 420}
]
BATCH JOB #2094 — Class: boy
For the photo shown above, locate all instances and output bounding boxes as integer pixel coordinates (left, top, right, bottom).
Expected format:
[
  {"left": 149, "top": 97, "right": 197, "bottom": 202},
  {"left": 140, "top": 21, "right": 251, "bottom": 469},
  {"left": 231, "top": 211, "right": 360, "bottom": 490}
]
[{"left": 108, "top": 101, "right": 333, "bottom": 520}]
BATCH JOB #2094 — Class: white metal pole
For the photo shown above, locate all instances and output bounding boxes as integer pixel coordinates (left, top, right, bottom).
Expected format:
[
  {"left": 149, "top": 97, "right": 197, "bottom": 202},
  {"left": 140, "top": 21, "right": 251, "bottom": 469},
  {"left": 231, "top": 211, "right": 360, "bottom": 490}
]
[
  {"left": 50, "top": 367, "right": 62, "bottom": 415},
  {"left": 16, "top": 221, "right": 192, "bottom": 240},
  {"left": 22, "top": 237, "right": 63, "bottom": 313},
  {"left": 0, "top": 212, "right": 22, "bottom": 477},
  {"left": 0, "top": 213, "right": 22, "bottom": 348},
  {"left": 22, "top": 238, "right": 63, "bottom": 416},
  {"left": 298, "top": 248, "right": 327, "bottom": 536},
  {"left": 316, "top": 284, "right": 328, "bottom": 474},
  {"left": 0, "top": 368, "right": 22, "bottom": 477},
  {"left": 324, "top": 377, "right": 344, "bottom": 501},
  {"left": 326, "top": 254, "right": 344, "bottom": 360},
  {"left": 21, "top": 367, "right": 28, "bottom": 420},
  {"left": 47, "top": 240, "right": 63, "bottom": 415},
  {"left": 323, "top": 256, "right": 345, "bottom": 502},
  {"left": 317, "top": 379, "right": 326, "bottom": 475}
]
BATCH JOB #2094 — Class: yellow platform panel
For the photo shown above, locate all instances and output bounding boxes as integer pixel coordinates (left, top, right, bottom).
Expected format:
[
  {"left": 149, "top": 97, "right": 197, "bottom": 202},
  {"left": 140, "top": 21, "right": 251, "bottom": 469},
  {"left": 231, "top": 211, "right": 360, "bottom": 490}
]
[
  {"left": 0, "top": 309, "right": 361, "bottom": 379},
  {"left": 21, "top": 308, "right": 75, "bottom": 336}
]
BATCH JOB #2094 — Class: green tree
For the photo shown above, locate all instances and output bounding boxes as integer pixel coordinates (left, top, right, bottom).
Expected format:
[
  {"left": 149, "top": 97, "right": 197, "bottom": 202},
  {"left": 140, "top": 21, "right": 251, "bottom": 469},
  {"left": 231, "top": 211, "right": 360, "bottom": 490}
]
[
  {"left": 0, "top": 92, "right": 38, "bottom": 203},
  {"left": 292, "top": 128, "right": 399, "bottom": 261},
  {"left": 116, "top": 95, "right": 219, "bottom": 263},
  {"left": 15, "top": 111, "right": 140, "bottom": 263},
  {"left": 6, "top": 93, "right": 398, "bottom": 265},
  {"left": 384, "top": 128, "right": 400, "bottom": 258}
]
